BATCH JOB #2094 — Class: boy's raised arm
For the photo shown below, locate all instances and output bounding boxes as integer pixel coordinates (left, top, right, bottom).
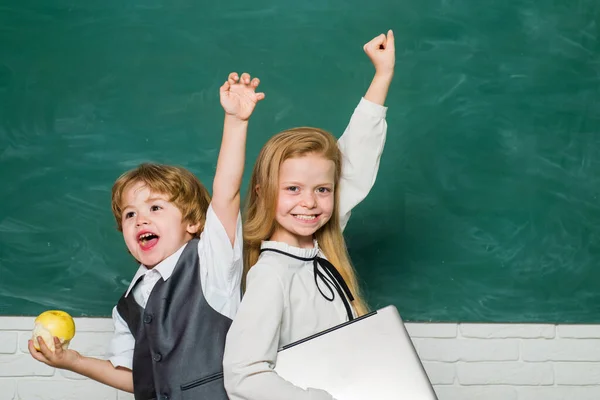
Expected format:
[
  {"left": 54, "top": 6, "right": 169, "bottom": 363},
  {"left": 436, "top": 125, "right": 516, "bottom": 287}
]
[{"left": 212, "top": 72, "right": 265, "bottom": 244}]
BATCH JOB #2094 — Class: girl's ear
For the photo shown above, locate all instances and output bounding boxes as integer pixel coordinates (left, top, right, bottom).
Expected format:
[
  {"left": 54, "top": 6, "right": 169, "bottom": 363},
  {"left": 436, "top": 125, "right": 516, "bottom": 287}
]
[{"left": 254, "top": 184, "right": 260, "bottom": 197}]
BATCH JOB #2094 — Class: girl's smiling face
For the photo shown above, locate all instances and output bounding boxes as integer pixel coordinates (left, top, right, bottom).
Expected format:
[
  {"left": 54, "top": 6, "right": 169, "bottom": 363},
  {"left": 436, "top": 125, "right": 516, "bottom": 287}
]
[{"left": 270, "top": 153, "right": 335, "bottom": 248}]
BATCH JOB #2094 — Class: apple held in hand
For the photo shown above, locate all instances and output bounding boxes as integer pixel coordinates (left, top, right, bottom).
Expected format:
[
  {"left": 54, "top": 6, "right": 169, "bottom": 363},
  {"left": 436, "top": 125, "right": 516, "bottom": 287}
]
[{"left": 32, "top": 310, "right": 76, "bottom": 352}]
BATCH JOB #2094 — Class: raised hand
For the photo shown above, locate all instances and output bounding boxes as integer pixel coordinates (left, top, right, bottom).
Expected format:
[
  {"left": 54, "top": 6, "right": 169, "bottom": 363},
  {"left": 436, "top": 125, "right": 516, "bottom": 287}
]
[
  {"left": 363, "top": 30, "right": 395, "bottom": 79},
  {"left": 220, "top": 72, "right": 265, "bottom": 121}
]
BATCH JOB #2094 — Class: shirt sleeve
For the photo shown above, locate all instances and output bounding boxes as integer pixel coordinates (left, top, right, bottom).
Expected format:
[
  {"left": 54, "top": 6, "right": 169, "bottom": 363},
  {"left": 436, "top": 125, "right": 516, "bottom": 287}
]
[
  {"left": 198, "top": 203, "right": 243, "bottom": 320},
  {"left": 337, "top": 97, "right": 388, "bottom": 231},
  {"left": 106, "top": 306, "right": 134, "bottom": 370},
  {"left": 223, "top": 263, "right": 336, "bottom": 400}
]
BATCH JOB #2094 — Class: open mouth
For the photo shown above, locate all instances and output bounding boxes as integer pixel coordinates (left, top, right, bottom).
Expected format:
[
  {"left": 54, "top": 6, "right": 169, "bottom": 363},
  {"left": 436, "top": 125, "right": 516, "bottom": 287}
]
[
  {"left": 138, "top": 232, "right": 159, "bottom": 250},
  {"left": 292, "top": 214, "right": 319, "bottom": 222}
]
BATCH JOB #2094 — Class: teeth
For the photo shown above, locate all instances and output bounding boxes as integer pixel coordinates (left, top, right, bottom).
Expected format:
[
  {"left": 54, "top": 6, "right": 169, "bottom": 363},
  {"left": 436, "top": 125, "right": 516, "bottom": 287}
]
[
  {"left": 294, "top": 215, "right": 316, "bottom": 220},
  {"left": 138, "top": 233, "right": 155, "bottom": 240}
]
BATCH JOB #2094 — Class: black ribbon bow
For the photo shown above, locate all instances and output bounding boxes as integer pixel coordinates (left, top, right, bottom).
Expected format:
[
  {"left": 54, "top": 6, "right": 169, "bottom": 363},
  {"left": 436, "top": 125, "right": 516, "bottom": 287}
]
[{"left": 259, "top": 248, "right": 355, "bottom": 321}]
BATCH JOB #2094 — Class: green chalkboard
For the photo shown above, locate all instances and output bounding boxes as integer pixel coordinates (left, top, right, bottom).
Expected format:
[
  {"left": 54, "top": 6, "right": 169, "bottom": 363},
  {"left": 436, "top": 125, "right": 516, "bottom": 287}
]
[{"left": 1, "top": 0, "right": 599, "bottom": 322}]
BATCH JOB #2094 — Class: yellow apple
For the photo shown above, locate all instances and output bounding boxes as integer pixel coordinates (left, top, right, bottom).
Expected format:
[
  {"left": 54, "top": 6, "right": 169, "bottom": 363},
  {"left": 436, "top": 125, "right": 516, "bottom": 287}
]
[{"left": 31, "top": 310, "right": 76, "bottom": 352}]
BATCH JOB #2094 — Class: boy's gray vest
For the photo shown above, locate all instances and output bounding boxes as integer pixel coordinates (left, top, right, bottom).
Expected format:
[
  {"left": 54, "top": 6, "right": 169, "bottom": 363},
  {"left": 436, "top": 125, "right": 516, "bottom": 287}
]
[{"left": 116, "top": 238, "right": 233, "bottom": 400}]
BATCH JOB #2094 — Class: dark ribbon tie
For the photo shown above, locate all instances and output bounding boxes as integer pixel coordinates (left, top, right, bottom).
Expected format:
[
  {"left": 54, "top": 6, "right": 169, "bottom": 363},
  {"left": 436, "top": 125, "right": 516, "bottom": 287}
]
[{"left": 260, "top": 248, "right": 355, "bottom": 321}]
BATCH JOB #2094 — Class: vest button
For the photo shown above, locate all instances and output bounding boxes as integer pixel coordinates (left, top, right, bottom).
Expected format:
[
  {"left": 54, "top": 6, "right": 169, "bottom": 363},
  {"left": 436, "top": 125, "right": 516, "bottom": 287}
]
[
  {"left": 159, "top": 395, "right": 169, "bottom": 400},
  {"left": 143, "top": 313, "right": 153, "bottom": 324},
  {"left": 153, "top": 353, "right": 162, "bottom": 362}
]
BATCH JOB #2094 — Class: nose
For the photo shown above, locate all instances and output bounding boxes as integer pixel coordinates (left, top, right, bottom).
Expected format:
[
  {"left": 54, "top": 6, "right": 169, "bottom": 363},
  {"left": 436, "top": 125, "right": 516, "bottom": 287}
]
[
  {"left": 135, "top": 213, "right": 150, "bottom": 227},
  {"left": 300, "top": 191, "right": 317, "bottom": 209}
]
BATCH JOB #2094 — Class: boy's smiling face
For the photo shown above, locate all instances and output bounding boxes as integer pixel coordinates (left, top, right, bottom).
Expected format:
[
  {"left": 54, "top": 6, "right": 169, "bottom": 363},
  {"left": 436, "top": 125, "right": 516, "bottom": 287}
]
[{"left": 120, "top": 181, "right": 199, "bottom": 268}]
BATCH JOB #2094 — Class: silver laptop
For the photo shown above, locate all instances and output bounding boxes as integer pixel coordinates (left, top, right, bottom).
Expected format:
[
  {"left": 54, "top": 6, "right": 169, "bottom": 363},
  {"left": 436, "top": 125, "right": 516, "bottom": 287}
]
[{"left": 275, "top": 305, "right": 438, "bottom": 400}]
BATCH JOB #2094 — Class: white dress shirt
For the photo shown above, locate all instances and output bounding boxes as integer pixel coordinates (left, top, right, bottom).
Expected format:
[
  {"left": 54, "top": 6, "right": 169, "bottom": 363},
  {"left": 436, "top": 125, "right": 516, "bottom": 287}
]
[
  {"left": 107, "top": 203, "right": 242, "bottom": 369},
  {"left": 223, "top": 97, "right": 387, "bottom": 400}
]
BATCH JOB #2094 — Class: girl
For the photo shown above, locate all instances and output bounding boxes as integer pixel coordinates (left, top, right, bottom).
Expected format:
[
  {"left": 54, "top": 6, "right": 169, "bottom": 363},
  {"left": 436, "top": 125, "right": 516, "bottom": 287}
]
[{"left": 224, "top": 31, "right": 395, "bottom": 400}]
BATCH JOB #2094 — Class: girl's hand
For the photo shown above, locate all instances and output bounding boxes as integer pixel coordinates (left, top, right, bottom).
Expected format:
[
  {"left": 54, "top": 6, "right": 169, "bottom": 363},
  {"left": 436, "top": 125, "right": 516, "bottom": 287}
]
[{"left": 364, "top": 30, "right": 395, "bottom": 79}]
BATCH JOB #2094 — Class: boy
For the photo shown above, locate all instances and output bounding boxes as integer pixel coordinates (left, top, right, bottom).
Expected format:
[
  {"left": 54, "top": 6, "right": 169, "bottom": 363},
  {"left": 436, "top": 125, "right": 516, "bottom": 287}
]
[{"left": 29, "top": 72, "right": 265, "bottom": 400}]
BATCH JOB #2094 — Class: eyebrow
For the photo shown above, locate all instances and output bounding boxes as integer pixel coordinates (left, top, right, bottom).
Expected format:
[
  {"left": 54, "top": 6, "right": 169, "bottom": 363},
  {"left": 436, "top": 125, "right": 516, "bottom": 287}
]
[
  {"left": 122, "top": 196, "right": 168, "bottom": 210},
  {"left": 280, "top": 181, "right": 334, "bottom": 187},
  {"left": 281, "top": 181, "right": 303, "bottom": 186},
  {"left": 147, "top": 196, "right": 168, "bottom": 202}
]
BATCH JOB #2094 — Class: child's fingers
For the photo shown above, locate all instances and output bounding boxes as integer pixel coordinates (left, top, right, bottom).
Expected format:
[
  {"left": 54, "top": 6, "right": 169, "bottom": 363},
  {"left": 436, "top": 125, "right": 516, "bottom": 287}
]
[
  {"left": 386, "top": 29, "right": 395, "bottom": 51},
  {"left": 255, "top": 92, "right": 265, "bottom": 101},
  {"left": 220, "top": 80, "right": 230, "bottom": 93},
  {"left": 28, "top": 339, "right": 48, "bottom": 362},
  {"left": 227, "top": 72, "right": 239, "bottom": 84},
  {"left": 240, "top": 72, "right": 251, "bottom": 84},
  {"left": 251, "top": 77, "right": 260, "bottom": 88},
  {"left": 29, "top": 349, "right": 48, "bottom": 364},
  {"left": 364, "top": 33, "right": 386, "bottom": 52},
  {"left": 36, "top": 336, "right": 54, "bottom": 359},
  {"left": 53, "top": 337, "right": 64, "bottom": 354},
  {"left": 28, "top": 340, "right": 41, "bottom": 357}
]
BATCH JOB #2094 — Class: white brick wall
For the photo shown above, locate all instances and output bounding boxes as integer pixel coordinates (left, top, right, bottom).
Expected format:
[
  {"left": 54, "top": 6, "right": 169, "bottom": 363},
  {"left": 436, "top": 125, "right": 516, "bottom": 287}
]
[
  {"left": 0, "top": 317, "right": 133, "bottom": 400},
  {"left": 407, "top": 323, "right": 600, "bottom": 400},
  {"left": 1, "top": 317, "right": 600, "bottom": 400}
]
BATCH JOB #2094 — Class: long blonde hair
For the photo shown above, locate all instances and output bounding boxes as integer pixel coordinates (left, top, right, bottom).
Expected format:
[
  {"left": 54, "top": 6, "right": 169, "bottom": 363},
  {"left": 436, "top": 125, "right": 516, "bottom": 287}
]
[{"left": 244, "top": 127, "right": 368, "bottom": 315}]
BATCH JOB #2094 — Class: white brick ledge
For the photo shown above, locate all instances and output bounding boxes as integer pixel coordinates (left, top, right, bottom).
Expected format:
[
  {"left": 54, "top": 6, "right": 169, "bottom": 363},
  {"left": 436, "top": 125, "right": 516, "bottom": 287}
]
[{"left": 1, "top": 317, "right": 599, "bottom": 400}]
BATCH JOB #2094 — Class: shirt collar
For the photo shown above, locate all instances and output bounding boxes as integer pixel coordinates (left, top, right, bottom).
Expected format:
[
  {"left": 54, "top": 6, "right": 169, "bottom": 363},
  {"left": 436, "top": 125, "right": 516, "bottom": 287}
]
[
  {"left": 124, "top": 242, "right": 188, "bottom": 297},
  {"left": 260, "top": 239, "right": 320, "bottom": 259}
]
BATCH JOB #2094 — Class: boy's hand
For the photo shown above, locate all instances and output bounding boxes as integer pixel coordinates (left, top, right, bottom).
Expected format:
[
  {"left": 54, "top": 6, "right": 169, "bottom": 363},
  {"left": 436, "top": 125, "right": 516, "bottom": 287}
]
[
  {"left": 364, "top": 30, "right": 395, "bottom": 79},
  {"left": 29, "top": 336, "right": 80, "bottom": 370},
  {"left": 220, "top": 72, "right": 265, "bottom": 121}
]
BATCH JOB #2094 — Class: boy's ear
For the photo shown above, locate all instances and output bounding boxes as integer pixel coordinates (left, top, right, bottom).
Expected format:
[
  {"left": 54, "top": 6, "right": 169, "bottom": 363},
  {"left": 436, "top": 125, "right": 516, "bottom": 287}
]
[{"left": 186, "top": 222, "right": 201, "bottom": 235}]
